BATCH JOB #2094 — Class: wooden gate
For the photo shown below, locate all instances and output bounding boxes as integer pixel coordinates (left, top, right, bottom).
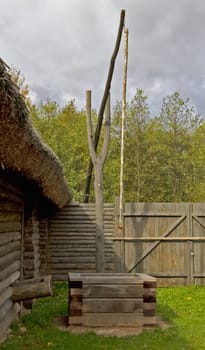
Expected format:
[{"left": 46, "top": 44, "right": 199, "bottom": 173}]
[{"left": 113, "top": 203, "right": 205, "bottom": 286}]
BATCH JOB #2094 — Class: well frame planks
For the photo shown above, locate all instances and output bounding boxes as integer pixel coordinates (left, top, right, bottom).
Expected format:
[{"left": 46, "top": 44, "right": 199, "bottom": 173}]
[{"left": 68, "top": 272, "right": 157, "bottom": 328}]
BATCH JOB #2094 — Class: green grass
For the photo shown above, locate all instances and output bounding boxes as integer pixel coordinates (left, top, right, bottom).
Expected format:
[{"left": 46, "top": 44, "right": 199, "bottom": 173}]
[{"left": 1, "top": 283, "right": 205, "bottom": 350}]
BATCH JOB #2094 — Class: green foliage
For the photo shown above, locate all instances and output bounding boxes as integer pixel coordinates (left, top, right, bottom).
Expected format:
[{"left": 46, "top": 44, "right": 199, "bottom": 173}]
[
  {"left": 28, "top": 88, "right": 205, "bottom": 203},
  {"left": 31, "top": 99, "right": 90, "bottom": 201},
  {"left": 1, "top": 284, "right": 205, "bottom": 350}
]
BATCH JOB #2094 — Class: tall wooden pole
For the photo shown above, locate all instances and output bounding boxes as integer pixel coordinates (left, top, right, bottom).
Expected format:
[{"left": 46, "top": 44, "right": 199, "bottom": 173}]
[
  {"left": 86, "top": 90, "right": 111, "bottom": 272},
  {"left": 83, "top": 10, "right": 125, "bottom": 202},
  {"left": 119, "top": 28, "right": 129, "bottom": 271}
]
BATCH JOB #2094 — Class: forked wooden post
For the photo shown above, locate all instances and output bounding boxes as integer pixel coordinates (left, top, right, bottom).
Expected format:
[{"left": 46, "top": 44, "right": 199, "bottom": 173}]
[{"left": 86, "top": 91, "right": 111, "bottom": 272}]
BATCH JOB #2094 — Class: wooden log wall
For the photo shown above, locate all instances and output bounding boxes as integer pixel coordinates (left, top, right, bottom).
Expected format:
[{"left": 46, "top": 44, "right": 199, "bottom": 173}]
[
  {"left": 48, "top": 203, "right": 114, "bottom": 280},
  {"left": 24, "top": 210, "right": 40, "bottom": 279},
  {"left": 0, "top": 178, "right": 23, "bottom": 339},
  {"left": 68, "top": 272, "right": 157, "bottom": 328},
  {"left": 39, "top": 218, "right": 49, "bottom": 276}
]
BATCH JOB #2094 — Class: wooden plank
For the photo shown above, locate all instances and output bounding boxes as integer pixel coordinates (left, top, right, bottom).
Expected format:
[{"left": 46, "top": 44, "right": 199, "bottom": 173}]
[
  {"left": 128, "top": 215, "right": 186, "bottom": 273},
  {"left": 70, "top": 288, "right": 83, "bottom": 296},
  {"left": 82, "top": 312, "right": 143, "bottom": 327},
  {"left": 83, "top": 284, "right": 143, "bottom": 298},
  {"left": 81, "top": 276, "right": 143, "bottom": 285},
  {"left": 143, "top": 302, "right": 156, "bottom": 311},
  {"left": 143, "top": 316, "right": 157, "bottom": 326},
  {"left": 83, "top": 298, "right": 143, "bottom": 313},
  {"left": 113, "top": 236, "right": 205, "bottom": 241},
  {"left": 68, "top": 315, "right": 82, "bottom": 325}
]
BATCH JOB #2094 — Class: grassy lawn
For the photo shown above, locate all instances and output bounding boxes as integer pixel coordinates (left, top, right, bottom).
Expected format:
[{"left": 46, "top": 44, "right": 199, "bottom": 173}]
[{"left": 0, "top": 283, "right": 205, "bottom": 350}]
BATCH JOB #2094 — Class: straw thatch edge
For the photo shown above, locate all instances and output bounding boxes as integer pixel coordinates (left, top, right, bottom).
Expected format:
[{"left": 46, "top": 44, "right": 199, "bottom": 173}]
[{"left": 0, "top": 58, "right": 71, "bottom": 208}]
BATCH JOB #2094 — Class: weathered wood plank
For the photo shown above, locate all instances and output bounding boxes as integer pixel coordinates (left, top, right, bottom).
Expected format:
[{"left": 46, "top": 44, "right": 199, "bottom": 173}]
[
  {"left": 83, "top": 284, "right": 143, "bottom": 298},
  {"left": 82, "top": 298, "right": 143, "bottom": 313},
  {"left": 69, "top": 313, "right": 144, "bottom": 327}
]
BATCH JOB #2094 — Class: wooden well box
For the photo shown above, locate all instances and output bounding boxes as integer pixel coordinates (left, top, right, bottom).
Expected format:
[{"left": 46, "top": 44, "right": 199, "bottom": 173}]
[{"left": 68, "top": 273, "right": 157, "bottom": 328}]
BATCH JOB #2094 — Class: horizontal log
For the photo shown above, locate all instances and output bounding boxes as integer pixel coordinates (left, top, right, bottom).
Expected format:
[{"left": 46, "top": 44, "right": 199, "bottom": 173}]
[
  {"left": 0, "top": 299, "right": 13, "bottom": 322},
  {"left": 23, "top": 260, "right": 40, "bottom": 270},
  {"left": 0, "top": 178, "right": 22, "bottom": 196},
  {"left": 0, "top": 188, "right": 22, "bottom": 204},
  {"left": 0, "top": 251, "right": 20, "bottom": 268},
  {"left": 0, "top": 222, "right": 21, "bottom": 233},
  {"left": 49, "top": 263, "right": 96, "bottom": 270},
  {"left": 0, "top": 212, "right": 21, "bottom": 222},
  {"left": 0, "top": 232, "right": 21, "bottom": 245},
  {"left": 0, "top": 201, "right": 22, "bottom": 213},
  {"left": 12, "top": 275, "right": 53, "bottom": 301},
  {"left": 0, "top": 261, "right": 20, "bottom": 282},
  {"left": 0, "top": 240, "right": 20, "bottom": 258},
  {"left": 0, "top": 303, "right": 20, "bottom": 339},
  {"left": 0, "top": 287, "right": 12, "bottom": 308},
  {"left": 0, "top": 271, "right": 20, "bottom": 294},
  {"left": 81, "top": 298, "right": 143, "bottom": 313}
]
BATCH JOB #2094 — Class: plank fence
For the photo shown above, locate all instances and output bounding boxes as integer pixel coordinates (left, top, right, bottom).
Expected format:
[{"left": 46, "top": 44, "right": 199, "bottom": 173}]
[{"left": 46, "top": 201, "right": 205, "bottom": 286}]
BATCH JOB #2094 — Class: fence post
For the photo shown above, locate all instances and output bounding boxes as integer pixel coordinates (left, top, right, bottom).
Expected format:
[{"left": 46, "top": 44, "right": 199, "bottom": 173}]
[
  {"left": 186, "top": 203, "right": 194, "bottom": 285},
  {"left": 113, "top": 197, "right": 125, "bottom": 272}
]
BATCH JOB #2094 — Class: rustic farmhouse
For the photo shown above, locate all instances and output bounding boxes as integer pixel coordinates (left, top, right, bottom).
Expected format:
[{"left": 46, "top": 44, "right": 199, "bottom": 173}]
[{"left": 0, "top": 58, "right": 71, "bottom": 339}]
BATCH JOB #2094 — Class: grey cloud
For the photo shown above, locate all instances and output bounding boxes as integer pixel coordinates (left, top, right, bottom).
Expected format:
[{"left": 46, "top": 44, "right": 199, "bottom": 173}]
[{"left": 1, "top": 0, "right": 205, "bottom": 117}]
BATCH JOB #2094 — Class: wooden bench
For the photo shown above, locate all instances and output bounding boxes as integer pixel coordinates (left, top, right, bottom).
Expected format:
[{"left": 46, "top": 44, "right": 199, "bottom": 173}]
[{"left": 68, "top": 272, "right": 157, "bottom": 328}]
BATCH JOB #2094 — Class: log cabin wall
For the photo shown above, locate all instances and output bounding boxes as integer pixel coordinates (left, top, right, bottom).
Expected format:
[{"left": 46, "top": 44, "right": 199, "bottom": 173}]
[
  {"left": 39, "top": 218, "right": 49, "bottom": 276},
  {"left": 23, "top": 210, "right": 40, "bottom": 279},
  {"left": 0, "top": 177, "right": 23, "bottom": 339},
  {"left": 47, "top": 203, "right": 114, "bottom": 280}
]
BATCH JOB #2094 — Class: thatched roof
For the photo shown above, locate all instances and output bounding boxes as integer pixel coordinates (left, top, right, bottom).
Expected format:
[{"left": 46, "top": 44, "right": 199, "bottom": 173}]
[{"left": 0, "top": 58, "right": 71, "bottom": 208}]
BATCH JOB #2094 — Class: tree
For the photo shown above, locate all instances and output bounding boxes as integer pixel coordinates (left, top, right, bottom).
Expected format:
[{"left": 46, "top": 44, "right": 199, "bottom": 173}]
[
  {"left": 9, "top": 66, "right": 31, "bottom": 107},
  {"left": 31, "top": 99, "right": 89, "bottom": 201},
  {"left": 158, "top": 92, "right": 201, "bottom": 201}
]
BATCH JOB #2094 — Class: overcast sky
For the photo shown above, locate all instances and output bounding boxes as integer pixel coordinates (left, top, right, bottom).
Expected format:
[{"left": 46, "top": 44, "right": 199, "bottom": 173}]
[{"left": 1, "top": 0, "right": 205, "bottom": 117}]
